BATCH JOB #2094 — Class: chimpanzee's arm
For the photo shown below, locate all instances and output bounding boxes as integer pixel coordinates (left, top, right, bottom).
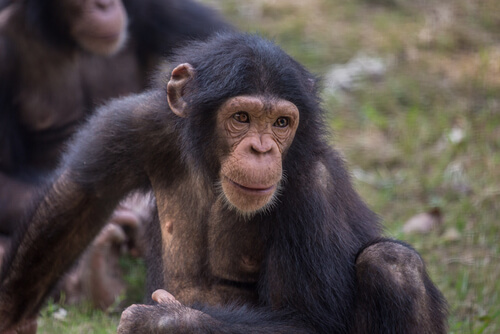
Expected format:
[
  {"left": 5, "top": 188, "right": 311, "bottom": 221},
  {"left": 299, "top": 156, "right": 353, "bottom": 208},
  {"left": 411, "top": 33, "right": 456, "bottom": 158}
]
[
  {"left": 118, "top": 290, "right": 313, "bottom": 334},
  {"left": 0, "top": 90, "right": 172, "bottom": 330}
]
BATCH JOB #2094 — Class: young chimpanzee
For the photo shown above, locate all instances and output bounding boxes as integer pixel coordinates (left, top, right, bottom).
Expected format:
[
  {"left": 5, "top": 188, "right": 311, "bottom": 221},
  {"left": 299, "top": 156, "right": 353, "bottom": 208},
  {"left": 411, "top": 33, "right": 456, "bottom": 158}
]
[{"left": 0, "top": 33, "right": 447, "bottom": 333}]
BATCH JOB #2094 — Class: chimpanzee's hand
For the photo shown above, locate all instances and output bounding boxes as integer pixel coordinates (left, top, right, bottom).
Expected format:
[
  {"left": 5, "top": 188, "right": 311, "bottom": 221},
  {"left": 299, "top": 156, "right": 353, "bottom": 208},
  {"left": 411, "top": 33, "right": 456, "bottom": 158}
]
[
  {"left": 109, "top": 192, "right": 153, "bottom": 257},
  {"left": 117, "top": 290, "right": 212, "bottom": 334}
]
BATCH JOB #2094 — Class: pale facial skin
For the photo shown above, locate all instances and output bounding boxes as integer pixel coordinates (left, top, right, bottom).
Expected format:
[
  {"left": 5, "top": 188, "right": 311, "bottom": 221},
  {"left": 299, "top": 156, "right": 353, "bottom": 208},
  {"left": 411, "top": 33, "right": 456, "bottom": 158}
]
[
  {"left": 167, "top": 63, "right": 300, "bottom": 216},
  {"left": 217, "top": 95, "right": 299, "bottom": 214}
]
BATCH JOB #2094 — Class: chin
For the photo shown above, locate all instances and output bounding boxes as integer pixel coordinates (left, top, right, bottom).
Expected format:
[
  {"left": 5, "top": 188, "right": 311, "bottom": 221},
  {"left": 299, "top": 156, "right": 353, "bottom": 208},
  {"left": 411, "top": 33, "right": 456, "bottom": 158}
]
[
  {"left": 81, "top": 32, "right": 128, "bottom": 56},
  {"left": 217, "top": 180, "right": 284, "bottom": 220}
]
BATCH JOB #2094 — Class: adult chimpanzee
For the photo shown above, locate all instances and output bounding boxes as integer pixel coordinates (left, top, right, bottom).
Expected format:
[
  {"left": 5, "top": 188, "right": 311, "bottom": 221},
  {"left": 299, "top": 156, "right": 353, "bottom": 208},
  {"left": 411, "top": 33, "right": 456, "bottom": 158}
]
[
  {"left": 0, "top": 33, "right": 447, "bottom": 333},
  {"left": 0, "top": 0, "right": 231, "bottom": 235},
  {"left": 0, "top": 0, "right": 130, "bottom": 234},
  {"left": 0, "top": 0, "right": 230, "bottom": 312}
]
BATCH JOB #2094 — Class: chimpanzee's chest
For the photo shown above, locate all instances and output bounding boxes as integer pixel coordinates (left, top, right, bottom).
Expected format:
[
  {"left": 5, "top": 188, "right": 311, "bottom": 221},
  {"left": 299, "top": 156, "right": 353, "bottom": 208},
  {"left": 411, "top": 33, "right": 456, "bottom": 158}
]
[
  {"left": 157, "top": 190, "right": 265, "bottom": 305},
  {"left": 18, "top": 54, "right": 85, "bottom": 134},
  {"left": 206, "top": 205, "right": 266, "bottom": 284},
  {"left": 17, "top": 57, "right": 86, "bottom": 169}
]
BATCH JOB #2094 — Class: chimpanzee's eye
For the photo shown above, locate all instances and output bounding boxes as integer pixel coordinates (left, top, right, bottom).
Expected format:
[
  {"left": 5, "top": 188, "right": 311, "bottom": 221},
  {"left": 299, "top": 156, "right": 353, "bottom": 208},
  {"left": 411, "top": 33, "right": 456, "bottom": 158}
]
[
  {"left": 233, "top": 112, "right": 250, "bottom": 123},
  {"left": 274, "top": 117, "right": 289, "bottom": 128}
]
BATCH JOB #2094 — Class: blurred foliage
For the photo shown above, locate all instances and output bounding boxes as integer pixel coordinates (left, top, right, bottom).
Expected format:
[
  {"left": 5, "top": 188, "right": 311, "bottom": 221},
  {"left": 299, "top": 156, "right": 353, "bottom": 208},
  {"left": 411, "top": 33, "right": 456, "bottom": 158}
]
[{"left": 38, "top": 0, "right": 500, "bottom": 332}]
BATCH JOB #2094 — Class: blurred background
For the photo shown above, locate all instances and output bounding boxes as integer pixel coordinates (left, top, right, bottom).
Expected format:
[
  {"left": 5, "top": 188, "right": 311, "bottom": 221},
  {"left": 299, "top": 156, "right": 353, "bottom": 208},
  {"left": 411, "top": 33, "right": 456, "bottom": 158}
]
[{"left": 38, "top": 0, "right": 500, "bottom": 333}]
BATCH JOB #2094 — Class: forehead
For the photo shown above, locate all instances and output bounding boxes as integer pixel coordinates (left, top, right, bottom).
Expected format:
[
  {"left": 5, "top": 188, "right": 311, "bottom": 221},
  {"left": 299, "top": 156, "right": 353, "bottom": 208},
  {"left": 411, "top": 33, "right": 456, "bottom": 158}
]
[{"left": 220, "top": 95, "right": 299, "bottom": 116}]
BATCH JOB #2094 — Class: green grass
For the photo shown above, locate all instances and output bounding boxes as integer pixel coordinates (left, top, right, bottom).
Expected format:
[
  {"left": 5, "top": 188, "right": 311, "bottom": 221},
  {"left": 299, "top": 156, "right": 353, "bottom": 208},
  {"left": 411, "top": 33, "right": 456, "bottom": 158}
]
[
  {"left": 38, "top": 257, "right": 145, "bottom": 333},
  {"left": 38, "top": 302, "right": 120, "bottom": 334},
  {"left": 37, "top": 0, "right": 500, "bottom": 332}
]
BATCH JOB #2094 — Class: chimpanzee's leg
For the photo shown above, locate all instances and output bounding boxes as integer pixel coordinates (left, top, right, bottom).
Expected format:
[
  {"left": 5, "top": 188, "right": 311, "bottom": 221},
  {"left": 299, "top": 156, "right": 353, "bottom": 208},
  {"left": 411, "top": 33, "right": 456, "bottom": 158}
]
[{"left": 352, "top": 240, "right": 448, "bottom": 334}]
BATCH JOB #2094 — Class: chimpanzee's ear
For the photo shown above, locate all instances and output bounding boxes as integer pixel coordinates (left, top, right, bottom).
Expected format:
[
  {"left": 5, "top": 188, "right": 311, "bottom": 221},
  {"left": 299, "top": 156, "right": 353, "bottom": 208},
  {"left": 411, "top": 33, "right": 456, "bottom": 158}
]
[{"left": 167, "top": 63, "right": 195, "bottom": 118}]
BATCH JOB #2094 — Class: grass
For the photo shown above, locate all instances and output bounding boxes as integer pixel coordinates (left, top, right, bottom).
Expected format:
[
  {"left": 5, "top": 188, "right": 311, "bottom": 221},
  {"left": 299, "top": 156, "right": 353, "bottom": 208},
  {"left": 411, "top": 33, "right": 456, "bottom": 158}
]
[
  {"left": 38, "top": 256, "right": 145, "bottom": 333},
  {"left": 37, "top": 0, "right": 500, "bottom": 332}
]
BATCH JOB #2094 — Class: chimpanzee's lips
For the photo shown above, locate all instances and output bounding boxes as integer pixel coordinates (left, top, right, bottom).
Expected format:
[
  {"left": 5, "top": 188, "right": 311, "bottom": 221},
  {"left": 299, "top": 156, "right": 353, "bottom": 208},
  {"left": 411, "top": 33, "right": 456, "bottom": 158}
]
[
  {"left": 94, "top": 33, "right": 121, "bottom": 41},
  {"left": 226, "top": 178, "right": 276, "bottom": 195},
  {"left": 80, "top": 30, "right": 122, "bottom": 42}
]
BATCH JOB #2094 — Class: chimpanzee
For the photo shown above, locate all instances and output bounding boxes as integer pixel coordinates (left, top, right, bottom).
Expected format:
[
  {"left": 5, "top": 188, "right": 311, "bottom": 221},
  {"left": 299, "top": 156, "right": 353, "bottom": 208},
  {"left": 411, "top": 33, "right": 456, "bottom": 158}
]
[
  {"left": 0, "top": 33, "right": 447, "bottom": 333},
  {"left": 0, "top": 0, "right": 230, "bottom": 313},
  {"left": 0, "top": 0, "right": 231, "bottom": 235},
  {"left": 0, "top": 0, "right": 130, "bottom": 233}
]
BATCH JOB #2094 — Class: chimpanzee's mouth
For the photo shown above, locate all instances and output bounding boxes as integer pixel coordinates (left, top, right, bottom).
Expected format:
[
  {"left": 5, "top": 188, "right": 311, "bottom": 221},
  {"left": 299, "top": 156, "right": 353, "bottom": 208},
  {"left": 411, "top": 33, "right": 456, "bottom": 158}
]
[{"left": 226, "top": 178, "right": 276, "bottom": 195}]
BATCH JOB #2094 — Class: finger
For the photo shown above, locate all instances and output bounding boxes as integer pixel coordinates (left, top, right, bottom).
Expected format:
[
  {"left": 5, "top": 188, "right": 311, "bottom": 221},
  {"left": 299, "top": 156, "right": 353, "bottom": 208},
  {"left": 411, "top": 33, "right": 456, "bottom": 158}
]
[
  {"left": 117, "top": 306, "right": 137, "bottom": 334},
  {"left": 152, "top": 289, "right": 181, "bottom": 305},
  {"left": 111, "top": 209, "right": 141, "bottom": 229},
  {"left": 95, "top": 223, "right": 126, "bottom": 245}
]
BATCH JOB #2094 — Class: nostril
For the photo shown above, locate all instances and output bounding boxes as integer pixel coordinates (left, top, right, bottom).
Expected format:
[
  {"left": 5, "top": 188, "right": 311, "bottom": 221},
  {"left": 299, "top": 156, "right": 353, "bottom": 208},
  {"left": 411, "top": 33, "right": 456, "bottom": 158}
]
[{"left": 251, "top": 146, "right": 264, "bottom": 154}]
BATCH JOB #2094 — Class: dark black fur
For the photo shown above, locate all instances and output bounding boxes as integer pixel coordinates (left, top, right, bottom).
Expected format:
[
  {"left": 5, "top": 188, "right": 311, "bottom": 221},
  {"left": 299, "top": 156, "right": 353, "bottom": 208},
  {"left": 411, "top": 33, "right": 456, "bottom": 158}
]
[
  {"left": 0, "top": 33, "right": 447, "bottom": 333},
  {"left": 0, "top": 0, "right": 232, "bottom": 235},
  {"left": 19, "top": 0, "right": 232, "bottom": 53},
  {"left": 123, "top": 0, "right": 232, "bottom": 59}
]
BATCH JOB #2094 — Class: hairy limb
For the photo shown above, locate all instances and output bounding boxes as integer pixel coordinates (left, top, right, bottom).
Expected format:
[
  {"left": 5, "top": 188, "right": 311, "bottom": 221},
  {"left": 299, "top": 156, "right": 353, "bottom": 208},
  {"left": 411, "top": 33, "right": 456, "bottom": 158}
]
[
  {"left": 0, "top": 172, "right": 122, "bottom": 328},
  {"left": 117, "top": 289, "right": 312, "bottom": 334},
  {"left": 0, "top": 93, "right": 159, "bottom": 331},
  {"left": 118, "top": 290, "right": 211, "bottom": 334},
  {"left": 353, "top": 240, "right": 448, "bottom": 334}
]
